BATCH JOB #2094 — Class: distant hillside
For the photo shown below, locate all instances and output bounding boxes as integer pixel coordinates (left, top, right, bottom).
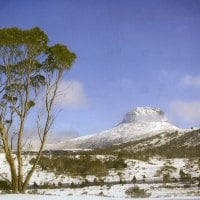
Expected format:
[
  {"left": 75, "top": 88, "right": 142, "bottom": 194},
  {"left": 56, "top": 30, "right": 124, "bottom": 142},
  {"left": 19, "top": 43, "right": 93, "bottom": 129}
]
[
  {"left": 93, "top": 129, "right": 200, "bottom": 159},
  {"left": 47, "top": 107, "right": 182, "bottom": 150}
]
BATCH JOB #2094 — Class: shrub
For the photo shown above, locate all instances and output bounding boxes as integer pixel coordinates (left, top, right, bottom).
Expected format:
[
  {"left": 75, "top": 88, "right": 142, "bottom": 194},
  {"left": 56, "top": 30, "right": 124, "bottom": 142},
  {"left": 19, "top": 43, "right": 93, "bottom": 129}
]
[
  {"left": 70, "top": 182, "right": 75, "bottom": 188},
  {"left": 33, "top": 154, "right": 128, "bottom": 177},
  {"left": 179, "top": 169, "right": 191, "bottom": 182},
  {"left": 132, "top": 176, "right": 137, "bottom": 183},
  {"left": 40, "top": 182, "right": 55, "bottom": 189},
  {"left": 98, "top": 191, "right": 104, "bottom": 196},
  {"left": 125, "top": 185, "right": 151, "bottom": 198},
  {"left": 0, "top": 180, "right": 11, "bottom": 191},
  {"left": 58, "top": 182, "right": 62, "bottom": 188},
  {"left": 184, "top": 184, "right": 191, "bottom": 188},
  {"left": 163, "top": 173, "right": 170, "bottom": 183},
  {"left": 27, "top": 189, "right": 39, "bottom": 194},
  {"left": 93, "top": 178, "right": 98, "bottom": 183},
  {"left": 161, "top": 165, "right": 176, "bottom": 174},
  {"left": 105, "top": 158, "right": 127, "bottom": 169},
  {"left": 112, "top": 158, "right": 127, "bottom": 169},
  {"left": 33, "top": 181, "right": 38, "bottom": 189}
]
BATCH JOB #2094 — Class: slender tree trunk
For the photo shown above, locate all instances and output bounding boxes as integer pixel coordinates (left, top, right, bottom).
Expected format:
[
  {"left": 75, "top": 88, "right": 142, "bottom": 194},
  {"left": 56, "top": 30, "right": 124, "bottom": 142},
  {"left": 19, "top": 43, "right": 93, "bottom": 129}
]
[
  {"left": 22, "top": 131, "right": 47, "bottom": 193},
  {"left": 17, "top": 120, "right": 25, "bottom": 192},
  {"left": 0, "top": 122, "right": 19, "bottom": 193}
]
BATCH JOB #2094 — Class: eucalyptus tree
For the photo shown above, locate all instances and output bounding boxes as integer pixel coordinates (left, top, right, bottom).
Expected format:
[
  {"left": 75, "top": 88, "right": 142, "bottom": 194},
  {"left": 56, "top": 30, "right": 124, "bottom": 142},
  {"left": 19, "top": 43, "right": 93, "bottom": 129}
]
[{"left": 0, "top": 27, "right": 76, "bottom": 193}]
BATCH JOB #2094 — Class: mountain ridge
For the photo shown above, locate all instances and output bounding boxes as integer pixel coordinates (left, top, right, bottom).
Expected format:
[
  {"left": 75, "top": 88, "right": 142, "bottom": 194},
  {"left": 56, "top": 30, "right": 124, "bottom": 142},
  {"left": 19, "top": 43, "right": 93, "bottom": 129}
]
[
  {"left": 101, "top": 128, "right": 200, "bottom": 158},
  {"left": 46, "top": 106, "right": 184, "bottom": 150}
]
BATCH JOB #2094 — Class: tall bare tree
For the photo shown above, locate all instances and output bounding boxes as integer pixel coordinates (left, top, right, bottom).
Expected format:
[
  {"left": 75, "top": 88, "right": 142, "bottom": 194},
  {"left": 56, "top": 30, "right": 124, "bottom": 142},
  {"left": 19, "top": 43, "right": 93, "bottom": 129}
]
[{"left": 0, "top": 27, "right": 76, "bottom": 193}]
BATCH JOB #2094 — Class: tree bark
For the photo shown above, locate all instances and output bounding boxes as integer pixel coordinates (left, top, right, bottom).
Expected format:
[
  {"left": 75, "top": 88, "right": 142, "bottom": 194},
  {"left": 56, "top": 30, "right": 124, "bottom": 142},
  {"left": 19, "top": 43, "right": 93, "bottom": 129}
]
[
  {"left": 21, "top": 129, "right": 48, "bottom": 193},
  {"left": 0, "top": 122, "right": 19, "bottom": 193},
  {"left": 17, "top": 119, "right": 25, "bottom": 192}
]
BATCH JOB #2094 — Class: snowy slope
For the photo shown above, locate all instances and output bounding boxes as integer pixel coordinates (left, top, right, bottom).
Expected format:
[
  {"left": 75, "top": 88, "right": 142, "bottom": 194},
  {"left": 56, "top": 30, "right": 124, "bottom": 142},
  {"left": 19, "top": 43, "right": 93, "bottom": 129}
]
[{"left": 47, "top": 107, "right": 182, "bottom": 150}]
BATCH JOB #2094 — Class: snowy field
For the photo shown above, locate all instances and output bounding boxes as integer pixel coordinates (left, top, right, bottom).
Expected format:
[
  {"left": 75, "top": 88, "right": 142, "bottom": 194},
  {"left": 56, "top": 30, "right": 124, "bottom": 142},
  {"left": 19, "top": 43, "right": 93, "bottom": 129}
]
[
  {"left": 0, "top": 194, "right": 200, "bottom": 200},
  {"left": 0, "top": 153, "right": 199, "bottom": 199},
  {"left": 1, "top": 153, "right": 199, "bottom": 186}
]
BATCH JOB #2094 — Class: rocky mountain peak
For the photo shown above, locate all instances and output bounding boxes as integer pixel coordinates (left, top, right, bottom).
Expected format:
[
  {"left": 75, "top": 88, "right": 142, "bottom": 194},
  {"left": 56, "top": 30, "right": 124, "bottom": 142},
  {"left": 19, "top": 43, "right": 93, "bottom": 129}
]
[
  {"left": 121, "top": 107, "right": 168, "bottom": 124},
  {"left": 46, "top": 106, "right": 182, "bottom": 150}
]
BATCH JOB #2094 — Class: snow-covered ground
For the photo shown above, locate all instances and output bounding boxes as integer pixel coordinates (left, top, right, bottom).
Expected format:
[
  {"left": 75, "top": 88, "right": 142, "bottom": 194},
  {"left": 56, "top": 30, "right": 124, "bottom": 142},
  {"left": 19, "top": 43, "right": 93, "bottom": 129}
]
[
  {"left": 0, "top": 153, "right": 199, "bottom": 199},
  {"left": 0, "top": 195, "right": 124, "bottom": 200},
  {"left": 22, "top": 183, "right": 200, "bottom": 198},
  {"left": 0, "top": 194, "right": 200, "bottom": 200},
  {"left": 0, "top": 153, "right": 199, "bottom": 186}
]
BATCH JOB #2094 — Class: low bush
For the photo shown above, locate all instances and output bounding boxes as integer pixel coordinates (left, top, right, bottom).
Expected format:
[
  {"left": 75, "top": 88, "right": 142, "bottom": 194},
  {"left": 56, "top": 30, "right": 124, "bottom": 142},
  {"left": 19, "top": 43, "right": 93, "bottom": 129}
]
[
  {"left": 125, "top": 185, "right": 151, "bottom": 198},
  {"left": 163, "top": 173, "right": 170, "bottom": 183},
  {"left": 27, "top": 189, "right": 39, "bottom": 194},
  {"left": 179, "top": 169, "right": 191, "bottom": 182},
  {"left": 184, "top": 184, "right": 191, "bottom": 188},
  {"left": 31, "top": 155, "right": 127, "bottom": 177},
  {"left": 0, "top": 180, "right": 11, "bottom": 191}
]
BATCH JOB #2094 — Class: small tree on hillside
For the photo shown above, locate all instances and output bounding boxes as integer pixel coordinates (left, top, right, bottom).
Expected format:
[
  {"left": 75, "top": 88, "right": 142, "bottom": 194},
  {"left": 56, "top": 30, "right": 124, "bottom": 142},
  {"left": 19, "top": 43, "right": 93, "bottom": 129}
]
[{"left": 0, "top": 27, "right": 76, "bottom": 193}]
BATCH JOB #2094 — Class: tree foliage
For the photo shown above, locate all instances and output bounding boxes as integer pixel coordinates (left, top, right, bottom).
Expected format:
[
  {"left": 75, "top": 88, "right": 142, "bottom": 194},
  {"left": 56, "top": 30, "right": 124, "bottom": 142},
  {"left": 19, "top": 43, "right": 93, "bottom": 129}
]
[{"left": 0, "top": 27, "right": 76, "bottom": 193}]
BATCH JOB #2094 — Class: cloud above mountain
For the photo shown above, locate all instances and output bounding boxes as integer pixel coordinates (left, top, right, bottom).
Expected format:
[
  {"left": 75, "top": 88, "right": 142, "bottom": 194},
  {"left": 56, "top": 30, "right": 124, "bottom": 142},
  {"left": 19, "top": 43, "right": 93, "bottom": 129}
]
[
  {"left": 180, "top": 75, "right": 200, "bottom": 88},
  {"left": 170, "top": 100, "right": 200, "bottom": 125},
  {"left": 55, "top": 80, "right": 88, "bottom": 108},
  {"left": 170, "top": 75, "right": 200, "bottom": 127}
]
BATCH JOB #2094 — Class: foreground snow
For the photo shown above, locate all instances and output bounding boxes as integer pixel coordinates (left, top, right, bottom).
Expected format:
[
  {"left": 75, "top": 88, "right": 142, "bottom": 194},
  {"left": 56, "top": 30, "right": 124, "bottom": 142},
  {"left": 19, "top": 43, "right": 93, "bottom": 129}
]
[
  {"left": 0, "top": 153, "right": 199, "bottom": 199},
  {"left": 0, "top": 194, "right": 200, "bottom": 200},
  {"left": 1, "top": 153, "right": 199, "bottom": 187}
]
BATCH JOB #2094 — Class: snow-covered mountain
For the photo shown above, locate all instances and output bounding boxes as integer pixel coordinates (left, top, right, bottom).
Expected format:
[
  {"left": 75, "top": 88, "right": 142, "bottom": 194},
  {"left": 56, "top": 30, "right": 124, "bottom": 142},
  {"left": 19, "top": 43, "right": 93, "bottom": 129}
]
[
  {"left": 47, "top": 107, "right": 182, "bottom": 150},
  {"left": 121, "top": 107, "right": 168, "bottom": 124}
]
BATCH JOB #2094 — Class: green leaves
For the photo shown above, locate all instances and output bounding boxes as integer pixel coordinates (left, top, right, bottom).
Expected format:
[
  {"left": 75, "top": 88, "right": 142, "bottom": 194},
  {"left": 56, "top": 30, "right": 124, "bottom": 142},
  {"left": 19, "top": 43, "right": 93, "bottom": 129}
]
[
  {"left": 0, "top": 26, "right": 76, "bottom": 75},
  {"left": 24, "top": 27, "right": 48, "bottom": 57},
  {"left": 27, "top": 100, "right": 35, "bottom": 110},
  {"left": 3, "top": 93, "right": 18, "bottom": 103},
  {"left": 0, "top": 26, "right": 76, "bottom": 114},
  {"left": 0, "top": 27, "right": 76, "bottom": 83},
  {"left": 0, "top": 27, "right": 48, "bottom": 51},
  {"left": 0, "top": 27, "right": 24, "bottom": 45},
  {"left": 30, "top": 74, "right": 46, "bottom": 88},
  {"left": 45, "top": 44, "right": 76, "bottom": 72}
]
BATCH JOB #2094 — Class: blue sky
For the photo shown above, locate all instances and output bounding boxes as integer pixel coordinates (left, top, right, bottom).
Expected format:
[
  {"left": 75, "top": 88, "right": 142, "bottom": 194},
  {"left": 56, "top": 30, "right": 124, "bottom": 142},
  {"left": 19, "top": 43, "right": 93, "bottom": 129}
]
[{"left": 0, "top": 0, "right": 200, "bottom": 136}]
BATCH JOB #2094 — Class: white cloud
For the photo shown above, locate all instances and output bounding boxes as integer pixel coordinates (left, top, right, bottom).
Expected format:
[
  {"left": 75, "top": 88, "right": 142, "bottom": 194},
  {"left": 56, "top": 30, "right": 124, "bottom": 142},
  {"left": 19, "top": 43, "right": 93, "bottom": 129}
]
[
  {"left": 47, "top": 130, "right": 80, "bottom": 143},
  {"left": 56, "top": 80, "right": 88, "bottom": 108},
  {"left": 180, "top": 75, "right": 200, "bottom": 88},
  {"left": 170, "top": 100, "right": 200, "bottom": 124}
]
